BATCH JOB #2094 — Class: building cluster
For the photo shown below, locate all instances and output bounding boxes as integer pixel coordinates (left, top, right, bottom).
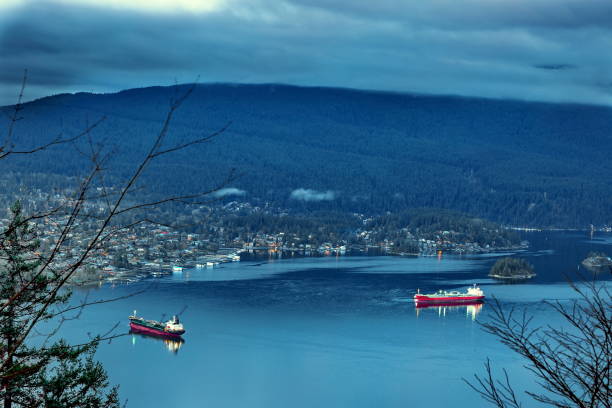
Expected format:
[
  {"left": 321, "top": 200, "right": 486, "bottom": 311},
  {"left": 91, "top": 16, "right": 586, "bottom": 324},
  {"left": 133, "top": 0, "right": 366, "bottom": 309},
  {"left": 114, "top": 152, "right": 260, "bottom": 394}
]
[{"left": 0, "top": 194, "right": 529, "bottom": 284}]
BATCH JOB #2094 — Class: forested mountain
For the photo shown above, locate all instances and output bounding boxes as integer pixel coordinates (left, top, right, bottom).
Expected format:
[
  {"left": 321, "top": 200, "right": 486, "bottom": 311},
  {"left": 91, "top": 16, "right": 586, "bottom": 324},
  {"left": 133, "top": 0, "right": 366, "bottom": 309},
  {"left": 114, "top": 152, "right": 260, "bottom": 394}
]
[{"left": 2, "top": 83, "right": 611, "bottom": 227}]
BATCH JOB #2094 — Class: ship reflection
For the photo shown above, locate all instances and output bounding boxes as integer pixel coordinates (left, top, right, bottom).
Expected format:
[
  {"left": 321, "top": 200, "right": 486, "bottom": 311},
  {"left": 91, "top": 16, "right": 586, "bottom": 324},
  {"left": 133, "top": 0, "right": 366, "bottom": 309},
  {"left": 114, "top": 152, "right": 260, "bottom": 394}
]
[
  {"left": 415, "top": 301, "right": 484, "bottom": 320},
  {"left": 129, "top": 330, "right": 185, "bottom": 354}
]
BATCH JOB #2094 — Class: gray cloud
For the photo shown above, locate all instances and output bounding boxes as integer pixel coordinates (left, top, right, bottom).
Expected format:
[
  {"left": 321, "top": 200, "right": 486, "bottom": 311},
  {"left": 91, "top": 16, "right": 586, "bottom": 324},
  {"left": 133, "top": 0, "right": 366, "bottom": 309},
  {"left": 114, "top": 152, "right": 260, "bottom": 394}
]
[
  {"left": 287, "top": 0, "right": 612, "bottom": 30},
  {"left": 290, "top": 188, "right": 336, "bottom": 202},
  {"left": 0, "top": 0, "right": 611, "bottom": 105}
]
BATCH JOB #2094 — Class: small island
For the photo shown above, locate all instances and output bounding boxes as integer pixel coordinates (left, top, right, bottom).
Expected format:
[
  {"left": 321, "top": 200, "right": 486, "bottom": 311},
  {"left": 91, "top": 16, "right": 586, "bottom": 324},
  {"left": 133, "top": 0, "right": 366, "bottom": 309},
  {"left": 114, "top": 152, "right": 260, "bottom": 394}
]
[
  {"left": 489, "top": 257, "right": 536, "bottom": 280},
  {"left": 581, "top": 251, "right": 612, "bottom": 270}
]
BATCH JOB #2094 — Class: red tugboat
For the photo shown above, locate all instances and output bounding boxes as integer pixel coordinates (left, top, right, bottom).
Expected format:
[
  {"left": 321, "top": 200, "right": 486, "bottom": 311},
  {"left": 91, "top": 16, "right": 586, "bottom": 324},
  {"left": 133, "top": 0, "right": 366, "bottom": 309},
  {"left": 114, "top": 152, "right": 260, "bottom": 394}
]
[
  {"left": 414, "top": 284, "right": 485, "bottom": 304},
  {"left": 129, "top": 311, "right": 185, "bottom": 338}
]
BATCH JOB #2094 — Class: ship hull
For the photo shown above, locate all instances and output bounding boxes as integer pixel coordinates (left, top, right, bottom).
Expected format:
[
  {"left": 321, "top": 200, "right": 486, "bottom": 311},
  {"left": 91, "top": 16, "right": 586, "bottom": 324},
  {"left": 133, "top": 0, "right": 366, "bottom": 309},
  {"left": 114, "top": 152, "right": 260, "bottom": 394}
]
[
  {"left": 415, "top": 299, "right": 484, "bottom": 308},
  {"left": 129, "top": 329, "right": 185, "bottom": 343},
  {"left": 414, "top": 295, "right": 484, "bottom": 303},
  {"left": 129, "top": 322, "right": 183, "bottom": 338}
]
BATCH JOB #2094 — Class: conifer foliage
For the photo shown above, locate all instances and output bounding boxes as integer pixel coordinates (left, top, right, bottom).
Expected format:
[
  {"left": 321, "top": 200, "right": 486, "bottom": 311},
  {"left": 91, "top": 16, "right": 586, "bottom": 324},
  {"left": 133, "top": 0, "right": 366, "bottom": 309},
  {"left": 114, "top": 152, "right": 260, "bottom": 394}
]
[
  {"left": 0, "top": 202, "right": 119, "bottom": 408},
  {"left": 0, "top": 77, "right": 228, "bottom": 407}
]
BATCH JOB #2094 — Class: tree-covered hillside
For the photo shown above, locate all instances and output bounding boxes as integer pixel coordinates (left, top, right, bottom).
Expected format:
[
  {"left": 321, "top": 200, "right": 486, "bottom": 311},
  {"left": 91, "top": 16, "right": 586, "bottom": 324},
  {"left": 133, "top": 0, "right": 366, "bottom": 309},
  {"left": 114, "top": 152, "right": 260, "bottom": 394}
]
[{"left": 2, "top": 83, "right": 611, "bottom": 227}]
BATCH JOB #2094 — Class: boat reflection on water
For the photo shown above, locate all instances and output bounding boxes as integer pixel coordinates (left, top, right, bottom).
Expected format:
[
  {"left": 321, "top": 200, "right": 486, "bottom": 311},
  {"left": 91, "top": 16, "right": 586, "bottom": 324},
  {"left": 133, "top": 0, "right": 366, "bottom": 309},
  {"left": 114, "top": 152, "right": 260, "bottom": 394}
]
[
  {"left": 129, "top": 330, "right": 185, "bottom": 354},
  {"left": 415, "top": 301, "right": 484, "bottom": 320}
]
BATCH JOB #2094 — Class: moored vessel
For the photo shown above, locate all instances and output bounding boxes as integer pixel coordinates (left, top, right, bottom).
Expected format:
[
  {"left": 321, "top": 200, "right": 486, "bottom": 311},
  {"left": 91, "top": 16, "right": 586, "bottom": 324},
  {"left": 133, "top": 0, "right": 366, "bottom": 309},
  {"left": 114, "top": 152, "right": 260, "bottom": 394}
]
[
  {"left": 414, "top": 299, "right": 484, "bottom": 308},
  {"left": 414, "top": 284, "right": 484, "bottom": 303},
  {"left": 129, "top": 311, "right": 185, "bottom": 338}
]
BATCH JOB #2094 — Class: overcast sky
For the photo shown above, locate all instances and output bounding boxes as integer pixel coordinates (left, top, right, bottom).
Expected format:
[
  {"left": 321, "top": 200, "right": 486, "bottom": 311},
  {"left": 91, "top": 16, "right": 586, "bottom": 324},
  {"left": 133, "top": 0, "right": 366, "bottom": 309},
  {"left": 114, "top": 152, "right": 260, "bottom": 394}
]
[{"left": 1, "top": 0, "right": 611, "bottom": 106}]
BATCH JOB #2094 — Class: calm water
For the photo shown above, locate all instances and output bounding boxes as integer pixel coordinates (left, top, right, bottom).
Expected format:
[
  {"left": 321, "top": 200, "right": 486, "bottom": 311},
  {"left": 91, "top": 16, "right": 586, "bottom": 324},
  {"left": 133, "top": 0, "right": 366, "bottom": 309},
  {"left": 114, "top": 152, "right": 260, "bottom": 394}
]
[{"left": 61, "top": 231, "right": 610, "bottom": 407}]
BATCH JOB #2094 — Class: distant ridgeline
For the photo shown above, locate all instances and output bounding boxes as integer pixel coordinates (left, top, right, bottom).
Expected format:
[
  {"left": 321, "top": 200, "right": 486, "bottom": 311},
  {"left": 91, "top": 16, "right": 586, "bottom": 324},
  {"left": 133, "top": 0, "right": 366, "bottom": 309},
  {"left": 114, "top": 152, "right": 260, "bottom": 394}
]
[{"left": 2, "top": 83, "right": 611, "bottom": 227}]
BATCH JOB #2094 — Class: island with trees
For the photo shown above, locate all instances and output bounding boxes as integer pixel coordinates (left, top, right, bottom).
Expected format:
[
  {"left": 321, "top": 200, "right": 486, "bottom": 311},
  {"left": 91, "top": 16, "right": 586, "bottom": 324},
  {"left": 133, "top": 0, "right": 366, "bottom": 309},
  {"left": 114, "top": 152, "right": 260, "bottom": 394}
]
[
  {"left": 488, "top": 257, "right": 536, "bottom": 280},
  {"left": 581, "top": 251, "right": 612, "bottom": 270}
]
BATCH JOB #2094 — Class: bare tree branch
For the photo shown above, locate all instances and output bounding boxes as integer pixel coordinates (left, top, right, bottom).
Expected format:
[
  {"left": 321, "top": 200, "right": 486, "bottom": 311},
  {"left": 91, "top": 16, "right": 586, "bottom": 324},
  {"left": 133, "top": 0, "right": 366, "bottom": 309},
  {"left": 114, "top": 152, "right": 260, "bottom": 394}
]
[
  {"left": 1, "top": 78, "right": 231, "bottom": 407},
  {"left": 466, "top": 279, "right": 611, "bottom": 408}
]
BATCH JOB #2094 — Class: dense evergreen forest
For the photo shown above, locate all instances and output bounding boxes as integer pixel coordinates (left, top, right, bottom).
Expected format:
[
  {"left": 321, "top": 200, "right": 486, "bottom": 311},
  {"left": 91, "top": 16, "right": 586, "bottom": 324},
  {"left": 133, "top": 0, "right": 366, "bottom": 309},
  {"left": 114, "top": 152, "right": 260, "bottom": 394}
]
[
  {"left": 2, "top": 83, "right": 611, "bottom": 227},
  {"left": 489, "top": 257, "right": 536, "bottom": 279}
]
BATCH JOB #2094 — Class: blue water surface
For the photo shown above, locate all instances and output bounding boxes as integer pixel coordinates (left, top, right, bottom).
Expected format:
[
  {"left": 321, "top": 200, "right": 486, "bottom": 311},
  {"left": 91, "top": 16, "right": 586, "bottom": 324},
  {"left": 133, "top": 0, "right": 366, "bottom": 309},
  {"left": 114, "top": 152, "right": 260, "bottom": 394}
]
[{"left": 60, "top": 231, "right": 610, "bottom": 408}]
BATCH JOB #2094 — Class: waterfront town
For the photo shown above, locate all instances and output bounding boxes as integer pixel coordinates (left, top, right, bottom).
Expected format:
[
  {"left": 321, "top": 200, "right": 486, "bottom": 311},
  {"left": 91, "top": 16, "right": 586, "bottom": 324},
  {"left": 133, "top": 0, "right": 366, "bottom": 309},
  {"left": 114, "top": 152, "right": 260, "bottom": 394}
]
[{"left": 0, "top": 185, "right": 535, "bottom": 284}]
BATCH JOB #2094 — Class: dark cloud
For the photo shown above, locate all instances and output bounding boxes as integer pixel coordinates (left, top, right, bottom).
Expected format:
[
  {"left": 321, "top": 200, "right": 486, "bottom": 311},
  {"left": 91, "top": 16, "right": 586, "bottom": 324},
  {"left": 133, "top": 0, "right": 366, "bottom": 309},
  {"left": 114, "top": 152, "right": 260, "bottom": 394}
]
[
  {"left": 534, "top": 64, "right": 576, "bottom": 71},
  {"left": 0, "top": 0, "right": 611, "bottom": 105}
]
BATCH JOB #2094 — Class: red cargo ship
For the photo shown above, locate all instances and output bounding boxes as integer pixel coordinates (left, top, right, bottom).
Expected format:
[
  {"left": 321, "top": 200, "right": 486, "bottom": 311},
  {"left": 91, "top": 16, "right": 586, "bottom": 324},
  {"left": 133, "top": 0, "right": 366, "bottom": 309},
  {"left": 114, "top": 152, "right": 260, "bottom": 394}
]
[
  {"left": 414, "top": 284, "right": 485, "bottom": 303},
  {"left": 129, "top": 311, "right": 185, "bottom": 338},
  {"left": 414, "top": 299, "right": 484, "bottom": 308}
]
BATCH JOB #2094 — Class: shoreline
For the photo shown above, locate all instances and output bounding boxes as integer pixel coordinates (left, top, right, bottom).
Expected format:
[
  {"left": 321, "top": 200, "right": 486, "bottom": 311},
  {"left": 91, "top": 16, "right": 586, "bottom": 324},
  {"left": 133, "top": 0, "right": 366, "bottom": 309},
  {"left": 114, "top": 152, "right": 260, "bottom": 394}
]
[{"left": 70, "top": 244, "right": 529, "bottom": 287}]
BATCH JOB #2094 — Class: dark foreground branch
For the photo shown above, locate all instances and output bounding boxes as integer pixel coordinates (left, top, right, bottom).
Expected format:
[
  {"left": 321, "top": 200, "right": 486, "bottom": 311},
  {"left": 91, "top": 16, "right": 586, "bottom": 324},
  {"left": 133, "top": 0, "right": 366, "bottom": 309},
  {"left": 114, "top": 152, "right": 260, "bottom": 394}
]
[{"left": 465, "top": 280, "right": 611, "bottom": 408}]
